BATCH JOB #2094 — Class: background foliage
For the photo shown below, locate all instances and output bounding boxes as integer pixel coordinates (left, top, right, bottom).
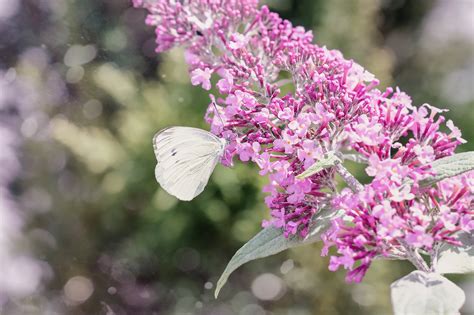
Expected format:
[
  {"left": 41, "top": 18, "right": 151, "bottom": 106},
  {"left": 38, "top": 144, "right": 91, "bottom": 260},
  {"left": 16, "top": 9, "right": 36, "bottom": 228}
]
[{"left": 1, "top": 0, "right": 472, "bottom": 314}]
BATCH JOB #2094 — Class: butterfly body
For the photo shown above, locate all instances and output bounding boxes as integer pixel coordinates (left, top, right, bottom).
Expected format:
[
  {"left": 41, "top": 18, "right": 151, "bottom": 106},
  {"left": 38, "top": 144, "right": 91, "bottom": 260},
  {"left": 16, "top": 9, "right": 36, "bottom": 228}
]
[{"left": 153, "top": 126, "right": 226, "bottom": 201}]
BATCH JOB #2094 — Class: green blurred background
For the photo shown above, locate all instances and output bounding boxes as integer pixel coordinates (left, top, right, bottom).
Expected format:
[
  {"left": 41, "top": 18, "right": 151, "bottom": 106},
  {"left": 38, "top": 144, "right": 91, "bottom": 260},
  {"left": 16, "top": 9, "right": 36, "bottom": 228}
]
[{"left": 1, "top": 0, "right": 473, "bottom": 314}]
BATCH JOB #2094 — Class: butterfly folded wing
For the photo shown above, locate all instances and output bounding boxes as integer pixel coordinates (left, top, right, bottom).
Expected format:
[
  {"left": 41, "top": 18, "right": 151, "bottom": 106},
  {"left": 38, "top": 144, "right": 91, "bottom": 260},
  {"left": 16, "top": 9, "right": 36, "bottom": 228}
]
[{"left": 153, "top": 127, "right": 225, "bottom": 201}]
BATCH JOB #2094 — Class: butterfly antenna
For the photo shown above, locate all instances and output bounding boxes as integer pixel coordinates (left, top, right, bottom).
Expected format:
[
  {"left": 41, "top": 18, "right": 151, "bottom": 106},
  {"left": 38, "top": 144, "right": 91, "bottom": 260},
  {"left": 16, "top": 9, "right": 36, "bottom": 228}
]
[{"left": 212, "top": 101, "right": 225, "bottom": 129}]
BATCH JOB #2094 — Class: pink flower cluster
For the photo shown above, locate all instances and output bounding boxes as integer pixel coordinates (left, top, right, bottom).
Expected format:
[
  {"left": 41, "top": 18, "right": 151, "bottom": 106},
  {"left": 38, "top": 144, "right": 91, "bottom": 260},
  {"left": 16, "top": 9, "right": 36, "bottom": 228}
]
[
  {"left": 322, "top": 101, "right": 472, "bottom": 281},
  {"left": 324, "top": 170, "right": 473, "bottom": 282},
  {"left": 134, "top": 0, "right": 473, "bottom": 282},
  {"left": 134, "top": 0, "right": 378, "bottom": 237}
]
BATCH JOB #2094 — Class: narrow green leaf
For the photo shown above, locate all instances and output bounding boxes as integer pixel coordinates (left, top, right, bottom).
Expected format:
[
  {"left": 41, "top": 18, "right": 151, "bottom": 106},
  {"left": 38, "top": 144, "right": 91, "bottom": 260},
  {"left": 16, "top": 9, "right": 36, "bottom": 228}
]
[
  {"left": 420, "top": 151, "right": 474, "bottom": 187},
  {"left": 214, "top": 207, "right": 337, "bottom": 298},
  {"left": 296, "top": 151, "right": 341, "bottom": 179}
]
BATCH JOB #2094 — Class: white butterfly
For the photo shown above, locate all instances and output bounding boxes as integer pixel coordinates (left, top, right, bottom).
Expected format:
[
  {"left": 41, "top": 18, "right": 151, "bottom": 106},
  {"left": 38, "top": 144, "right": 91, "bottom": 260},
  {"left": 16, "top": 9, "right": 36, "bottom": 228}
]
[{"left": 153, "top": 126, "right": 226, "bottom": 201}]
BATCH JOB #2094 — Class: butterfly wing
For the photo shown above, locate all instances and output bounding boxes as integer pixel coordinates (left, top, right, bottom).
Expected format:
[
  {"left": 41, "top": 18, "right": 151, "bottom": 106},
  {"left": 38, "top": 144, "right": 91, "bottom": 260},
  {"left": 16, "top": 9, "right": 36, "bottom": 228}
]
[{"left": 153, "top": 127, "right": 225, "bottom": 201}]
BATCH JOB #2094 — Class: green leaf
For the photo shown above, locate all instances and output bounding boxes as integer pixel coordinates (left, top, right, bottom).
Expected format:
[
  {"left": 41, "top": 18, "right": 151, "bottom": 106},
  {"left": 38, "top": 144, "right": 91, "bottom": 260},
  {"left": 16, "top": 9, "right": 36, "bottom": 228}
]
[
  {"left": 420, "top": 151, "right": 474, "bottom": 187},
  {"left": 296, "top": 151, "right": 341, "bottom": 179},
  {"left": 391, "top": 271, "right": 465, "bottom": 315},
  {"left": 436, "top": 231, "right": 474, "bottom": 274},
  {"left": 214, "top": 207, "right": 338, "bottom": 298}
]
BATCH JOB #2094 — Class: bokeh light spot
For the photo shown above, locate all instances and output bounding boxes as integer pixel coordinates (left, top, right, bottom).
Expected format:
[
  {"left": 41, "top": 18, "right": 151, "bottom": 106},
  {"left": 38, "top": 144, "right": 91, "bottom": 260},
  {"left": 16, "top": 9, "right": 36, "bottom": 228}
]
[
  {"left": 0, "top": 0, "right": 19, "bottom": 21},
  {"left": 64, "top": 45, "right": 97, "bottom": 67},
  {"left": 351, "top": 283, "right": 376, "bottom": 307},
  {"left": 102, "top": 172, "right": 126, "bottom": 194},
  {"left": 239, "top": 304, "right": 266, "bottom": 315},
  {"left": 104, "top": 28, "right": 128, "bottom": 52},
  {"left": 82, "top": 99, "right": 103, "bottom": 120},
  {"left": 64, "top": 276, "right": 94, "bottom": 305},
  {"left": 280, "top": 259, "right": 295, "bottom": 274},
  {"left": 66, "top": 66, "right": 85, "bottom": 84},
  {"left": 107, "top": 286, "right": 117, "bottom": 295},
  {"left": 251, "top": 273, "right": 285, "bottom": 301},
  {"left": 152, "top": 188, "right": 178, "bottom": 211},
  {"left": 21, "top": 117, "right": 38, "bottom": 138}
]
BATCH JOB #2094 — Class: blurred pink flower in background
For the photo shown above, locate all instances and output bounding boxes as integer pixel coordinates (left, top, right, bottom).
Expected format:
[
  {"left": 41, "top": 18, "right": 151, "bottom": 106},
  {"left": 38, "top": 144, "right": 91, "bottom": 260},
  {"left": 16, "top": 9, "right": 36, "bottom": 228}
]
[{"left": 0, "top": 70, "right": 43, "bottom": 305}]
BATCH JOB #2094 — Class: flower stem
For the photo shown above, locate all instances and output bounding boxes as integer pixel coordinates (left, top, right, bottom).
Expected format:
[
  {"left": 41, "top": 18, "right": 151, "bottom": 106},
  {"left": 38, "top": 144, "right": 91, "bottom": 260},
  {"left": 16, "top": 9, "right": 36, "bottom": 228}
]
[
  {"left": 409, "top": 250, "right": 430, "bottom": 272},
  {"left": 430, "top": 243, "right": 441, "bottom": 272},
  {"left": 401, "top": 242, "right": 430, "bottom": 272},
  {"left": 334, "top": 162, "right": 364, "bottom": 193}
]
